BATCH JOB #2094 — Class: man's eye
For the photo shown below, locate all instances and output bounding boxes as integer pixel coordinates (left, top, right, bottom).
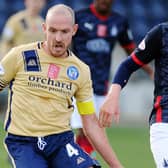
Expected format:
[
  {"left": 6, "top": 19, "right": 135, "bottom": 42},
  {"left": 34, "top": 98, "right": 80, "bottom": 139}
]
[
  {"left": 62, "top": 30, "right": 69, "bottom": 33},
  {"left": 48, "top": 28, "right": 56, "bottom": 33},
  {"left": 50, "top": 29, "right": 55, "bottom": 33}
]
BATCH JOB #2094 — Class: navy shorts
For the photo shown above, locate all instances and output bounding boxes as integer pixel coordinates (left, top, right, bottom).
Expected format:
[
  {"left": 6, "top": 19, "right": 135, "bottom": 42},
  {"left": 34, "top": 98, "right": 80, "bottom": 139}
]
[{"left": 5, "top": 131, "right": 101, "bottom": 168}]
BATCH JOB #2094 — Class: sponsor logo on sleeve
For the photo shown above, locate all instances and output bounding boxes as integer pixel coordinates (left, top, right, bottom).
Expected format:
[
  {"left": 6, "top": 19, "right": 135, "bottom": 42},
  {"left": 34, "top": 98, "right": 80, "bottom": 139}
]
[
  {"left": 3, "top": 27, "right": 14, "bottom": 40},
  {"left": 138, "top": 39, "right": 146, "bottom": 50}
]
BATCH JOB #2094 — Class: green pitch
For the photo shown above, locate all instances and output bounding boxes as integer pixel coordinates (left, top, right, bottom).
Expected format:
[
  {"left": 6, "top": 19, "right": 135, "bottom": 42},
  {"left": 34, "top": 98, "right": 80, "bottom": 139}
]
[
  {"left": 97, "top": 126, "right": 155, "bottom": 167},
  {"left": 0, "top": 121, "right": 155, "bottom": 168}
]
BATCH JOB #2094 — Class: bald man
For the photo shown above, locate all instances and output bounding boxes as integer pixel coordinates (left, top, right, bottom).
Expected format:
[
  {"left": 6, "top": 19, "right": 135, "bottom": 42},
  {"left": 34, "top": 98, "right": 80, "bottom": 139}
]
[{"left": 1, "top": 4, "right": 123, "bottom": 168}]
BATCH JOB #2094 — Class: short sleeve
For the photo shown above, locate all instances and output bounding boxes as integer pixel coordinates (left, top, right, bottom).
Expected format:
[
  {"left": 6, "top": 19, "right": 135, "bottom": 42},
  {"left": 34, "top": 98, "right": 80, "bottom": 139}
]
[
  {"left": 0, "top": 48, "right": 18, "bottom": 90},
  {"left": 133, "top": 24, "right": 162, "bottom": 64}
]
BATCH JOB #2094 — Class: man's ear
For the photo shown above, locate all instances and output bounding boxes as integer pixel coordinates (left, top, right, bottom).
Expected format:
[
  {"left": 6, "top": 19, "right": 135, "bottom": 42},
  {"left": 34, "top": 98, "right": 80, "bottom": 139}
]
[
  {"left": 42, "top": 22, "right": 46, "bottom": 32},
  {"left": 72, "top": 24, "right": 78, "bottom": 36}
]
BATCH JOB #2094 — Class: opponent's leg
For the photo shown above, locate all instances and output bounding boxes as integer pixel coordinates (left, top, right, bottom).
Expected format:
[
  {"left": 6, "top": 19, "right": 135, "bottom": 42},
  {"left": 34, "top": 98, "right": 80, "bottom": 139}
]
[
  {"left": 76, "top": 128, "right": 96, "bottom": 158},
  {"left": 150, "top": 123, "right": 168, "bottom": 168}
]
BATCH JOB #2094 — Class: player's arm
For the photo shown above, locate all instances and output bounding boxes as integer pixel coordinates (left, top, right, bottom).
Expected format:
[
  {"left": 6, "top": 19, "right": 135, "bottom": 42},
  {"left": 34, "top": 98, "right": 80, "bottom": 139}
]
[
  {"left": 122, "top": 42, "right": 154, "bottom": 79},
  {"left": 76, "top": 98, "right": 123, "bottom": 168},
  {"left": 124, "top": 43, "right": 154, "bottom": 79},
  {"left": 0, "top": 16, "right": 16, "bottom": 56},
  {"left": 81, "top": 112, "right": 124, "bottom": 168},
  {"left": 99, "top": 23, "right": 162, "bottom": 128},
  {"left": 0, "top": 48, "right": 17, "bottom": 91},
  {"left": 99, "top": 56, "right": 141, "bottom": 127},
  {"left": 118, "top": 18, "right": 154, "bottom": 79},
  {"left": 75, "top": 65, "right": 124, "bottom": 168}
]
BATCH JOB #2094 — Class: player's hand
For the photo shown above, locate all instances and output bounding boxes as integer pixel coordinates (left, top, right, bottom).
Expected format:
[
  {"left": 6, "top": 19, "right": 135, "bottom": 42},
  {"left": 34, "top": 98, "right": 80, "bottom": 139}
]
[
  {"left": 99, "top": 98, "right": 120, "bottom": 127},
  {"left": 99, "top": 84, "right": 121, "bottom": 127}
]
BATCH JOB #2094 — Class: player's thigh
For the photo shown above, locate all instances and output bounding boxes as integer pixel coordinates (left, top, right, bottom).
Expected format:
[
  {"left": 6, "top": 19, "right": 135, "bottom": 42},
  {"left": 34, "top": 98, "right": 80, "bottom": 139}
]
[
  {"left": 5, "top": 138, "right": 48, "bottom": 168},
  {"left": 150, "top": 123, "right": 168, "bottom": 168},
  {"left": 50, "top": 140, "right": 97, "bottom": 168}
]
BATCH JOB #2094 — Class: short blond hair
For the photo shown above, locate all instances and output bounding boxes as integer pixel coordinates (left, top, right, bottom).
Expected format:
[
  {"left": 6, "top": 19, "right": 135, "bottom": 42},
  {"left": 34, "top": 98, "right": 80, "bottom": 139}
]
[{"left": 46, "top": 4, "right": 75, "bottom": 24}]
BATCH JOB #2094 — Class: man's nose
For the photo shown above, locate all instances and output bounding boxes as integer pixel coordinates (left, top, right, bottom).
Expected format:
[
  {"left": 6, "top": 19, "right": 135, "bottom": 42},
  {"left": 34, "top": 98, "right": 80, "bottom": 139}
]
[{"left": 55, "top": 32, "right": 62, "bottom": 41}]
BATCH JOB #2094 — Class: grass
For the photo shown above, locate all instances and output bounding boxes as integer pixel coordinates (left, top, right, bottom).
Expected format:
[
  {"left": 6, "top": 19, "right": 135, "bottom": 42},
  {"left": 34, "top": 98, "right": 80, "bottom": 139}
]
[
  {"left": 0, "top": 120, "right": 11, "bottom": 168},
  {"left": 0, "top": 120, "right": 155, "bottom": 168},
  {"left": 97, "top": 126, "right": 155, "bottom": 168}
]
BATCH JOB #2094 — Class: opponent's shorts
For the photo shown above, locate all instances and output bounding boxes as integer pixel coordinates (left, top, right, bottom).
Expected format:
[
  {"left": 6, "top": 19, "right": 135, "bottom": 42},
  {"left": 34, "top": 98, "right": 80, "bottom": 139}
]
[
  {"left": 71, "top": 94, "right": 105, "bottom": 129},
  {"left": 150, "top": 123, "right": 168, "bottom": 168},
  {"left": 5, "top": 131, "right": 101, "bottom": 168}
]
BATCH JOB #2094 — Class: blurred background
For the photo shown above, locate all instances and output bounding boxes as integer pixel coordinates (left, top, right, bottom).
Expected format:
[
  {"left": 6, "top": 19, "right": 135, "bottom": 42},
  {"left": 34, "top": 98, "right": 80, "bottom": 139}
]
[
  {"left": 0, "top": 0, "right": 168, "bottom": 167},
  {"left": 0, "top": 0, "right": 167, "bottom": 42}
]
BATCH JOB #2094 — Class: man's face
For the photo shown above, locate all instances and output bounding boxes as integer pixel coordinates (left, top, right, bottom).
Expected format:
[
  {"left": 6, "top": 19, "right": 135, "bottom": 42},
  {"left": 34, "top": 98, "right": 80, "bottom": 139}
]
[
  {"left": 25, "top": 0, "right": 46, "bottom": 14},
  {"left": 94, "top": 0, "right": 113, "bottom": 14},
  {"left": 43, "top": 13, "right": 78, "bottom": 58}
]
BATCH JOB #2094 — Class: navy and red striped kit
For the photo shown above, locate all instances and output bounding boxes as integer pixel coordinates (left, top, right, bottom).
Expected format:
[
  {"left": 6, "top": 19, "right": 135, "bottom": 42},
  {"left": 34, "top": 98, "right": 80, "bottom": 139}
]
[
  {"left": 113, "top": 22, "right": 168, "bottom": 125},
  {"left": 73, "top": 4, "right": 135, "bottom": 95},
  {"left": 132, "top": 23, "right": 168, "bottom": 125}
]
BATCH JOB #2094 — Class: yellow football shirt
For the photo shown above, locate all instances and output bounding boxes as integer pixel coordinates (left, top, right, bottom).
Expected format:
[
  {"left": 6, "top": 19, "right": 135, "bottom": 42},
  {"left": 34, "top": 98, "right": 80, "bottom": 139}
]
[
  {"left": 0, "top": 10, "right": 44, "bottom": 55},
  {"left": 0, "top": 42, "right": 95, "bottom": 136}
]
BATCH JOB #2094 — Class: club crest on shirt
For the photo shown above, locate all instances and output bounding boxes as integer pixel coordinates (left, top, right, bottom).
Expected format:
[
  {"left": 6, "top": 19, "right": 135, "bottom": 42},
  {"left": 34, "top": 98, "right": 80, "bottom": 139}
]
[
  {"left": 67, "top": 66, "right": 79, "bottom": 80},
  {"left": 48, "top": 64, "right": 60, "bottom": 79},
  {"left": 0, "top": 64, "right": 4, "bottom": 75}
]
